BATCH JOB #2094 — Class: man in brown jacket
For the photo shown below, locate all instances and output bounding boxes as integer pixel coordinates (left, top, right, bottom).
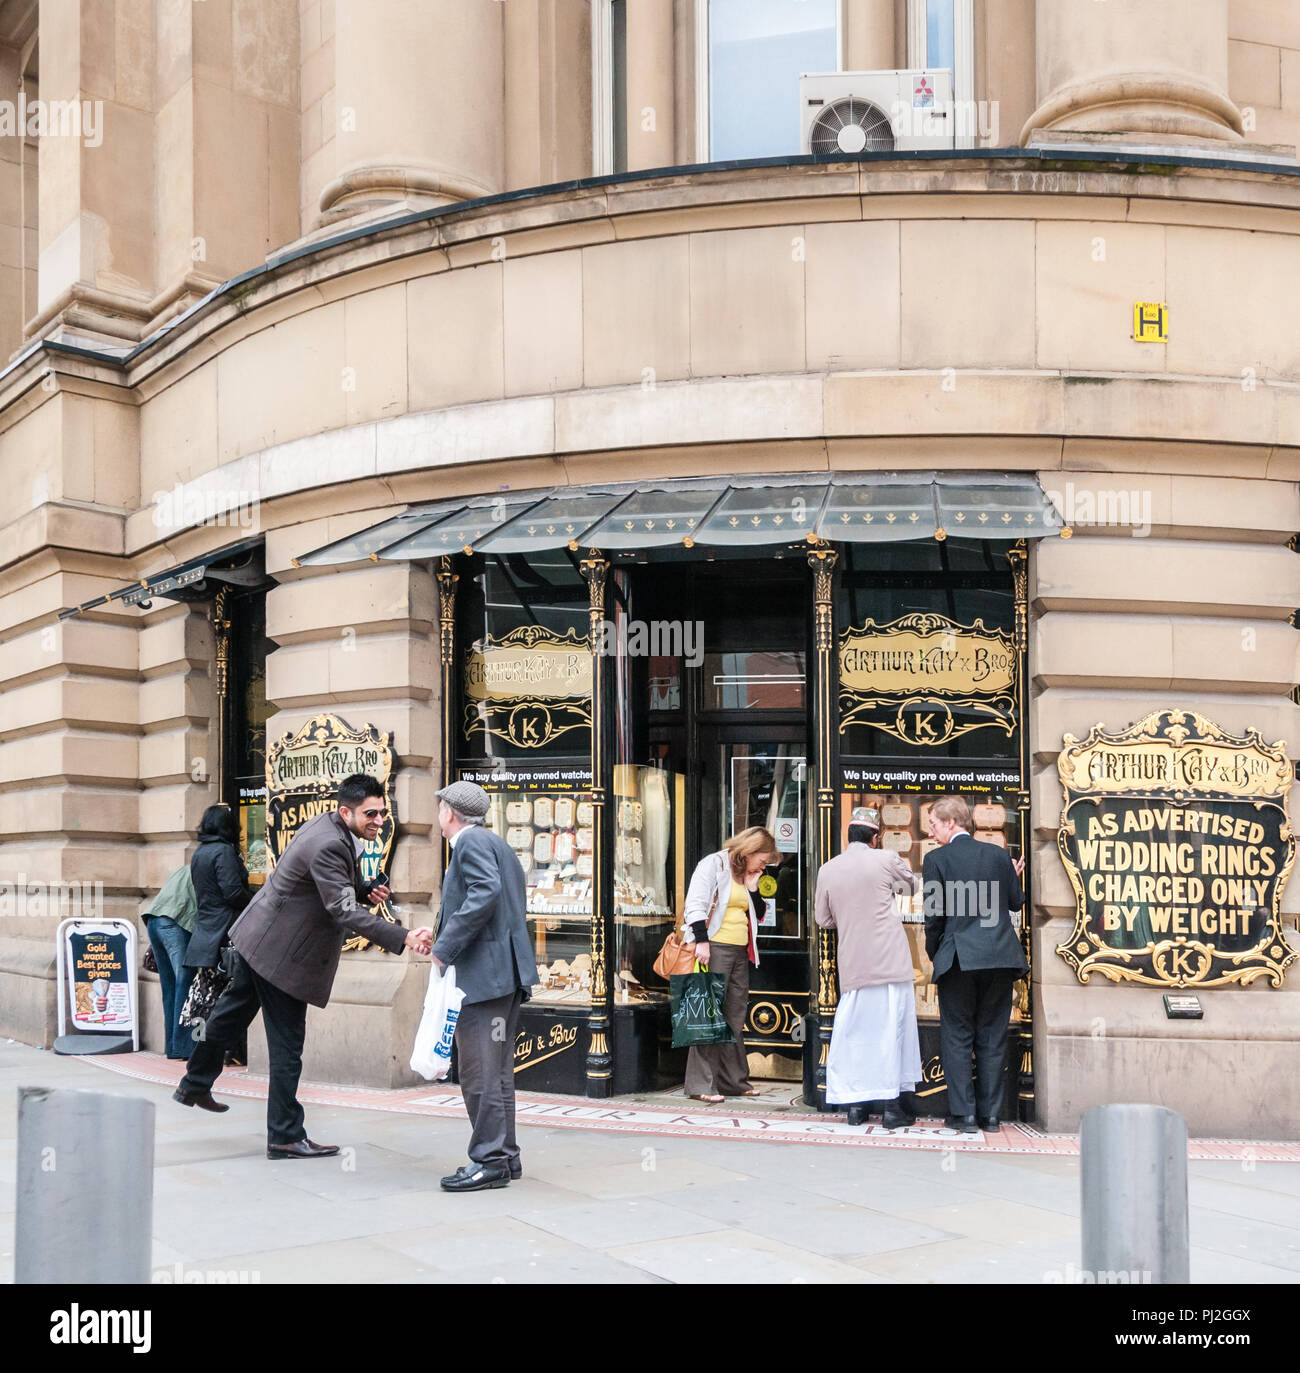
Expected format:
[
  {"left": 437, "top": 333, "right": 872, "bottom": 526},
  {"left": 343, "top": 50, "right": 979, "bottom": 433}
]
[
  {"left": 815, "top": 806, "right": 922, "bottom": 1130},
  {"left": 173, "top": 774, "right": 432, "bottom": 1158}
]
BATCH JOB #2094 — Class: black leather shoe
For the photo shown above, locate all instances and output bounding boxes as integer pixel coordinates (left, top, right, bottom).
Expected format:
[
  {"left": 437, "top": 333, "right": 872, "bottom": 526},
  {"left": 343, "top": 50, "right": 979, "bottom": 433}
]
[
  {"left": 846, "top": 1104, "right": 870, "bottom": 1127},
  {"left": 440, "top": 1163, "right": 510, "bottom": 1192},
  {"left": 173, "top": 1086, "right": 229, "bottom": 1114},
  {"left": 508, "top": 1160, "right": 522, "bottom": 1180},
  {"left": 267, "top": 1138, "right": 340, "bottom": 1160},
  {"left": 978, "top": 1116, "right": 1001, "bottom": 1132},
  {"left": 945, "top": 1114, "right": 979, "bottom": 1134},
  {"left": 881, "top": 1103, "right": 911, "bottom": 1130}
]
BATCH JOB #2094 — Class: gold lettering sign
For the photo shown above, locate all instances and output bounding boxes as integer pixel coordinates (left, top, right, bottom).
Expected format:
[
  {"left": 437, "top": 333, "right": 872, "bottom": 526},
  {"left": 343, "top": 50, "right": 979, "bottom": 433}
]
[
  {"left": 838, "top": 614, "right": 1017, "bottom": 745},
  {"left": 1056, "top": 710, "right": 1297, "bottom": 989},
  {"left": 464, "top": 626, "right": 592, "bottom": 750},
  {"left": 265, "top": 713, "right": 398, "bottom": 954}
]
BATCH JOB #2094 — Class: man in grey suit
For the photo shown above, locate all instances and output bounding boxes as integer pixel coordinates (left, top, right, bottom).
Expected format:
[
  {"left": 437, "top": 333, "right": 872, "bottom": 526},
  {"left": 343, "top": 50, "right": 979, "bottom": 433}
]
[
  {"left": 174, "top": 774, "right": 432, "bottom": 1158},
  {"left": 922, "top": 795, "right": 1027, "bottom": 1135},
  {"left": 430, "top": 780, "right": 536, "bottom": 1192}
]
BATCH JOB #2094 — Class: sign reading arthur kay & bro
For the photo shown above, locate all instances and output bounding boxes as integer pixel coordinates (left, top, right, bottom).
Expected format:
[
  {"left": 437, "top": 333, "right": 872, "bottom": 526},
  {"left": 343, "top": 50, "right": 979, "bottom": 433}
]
[
  {"left": 838, "top": 613, "right": 1017, "bottom": 746},
  {"left": 265, "top": 713, "right": 397, "bottom": 950},
  {"left": 1056, "top": 709, "right": 1298, "bottom": 989}
]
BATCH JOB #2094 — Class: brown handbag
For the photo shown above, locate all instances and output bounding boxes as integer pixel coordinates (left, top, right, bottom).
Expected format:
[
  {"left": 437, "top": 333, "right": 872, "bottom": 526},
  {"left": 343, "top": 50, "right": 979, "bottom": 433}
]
[{"left": 652, "top": 930, "right": 697, "bottom": 980}]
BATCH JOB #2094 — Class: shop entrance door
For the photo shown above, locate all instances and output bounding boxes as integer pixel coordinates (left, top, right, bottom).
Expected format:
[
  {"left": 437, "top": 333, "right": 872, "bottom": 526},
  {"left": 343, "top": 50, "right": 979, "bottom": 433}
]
[{"left": 698, "top": 729, "right": 811, "bottom": 1075}]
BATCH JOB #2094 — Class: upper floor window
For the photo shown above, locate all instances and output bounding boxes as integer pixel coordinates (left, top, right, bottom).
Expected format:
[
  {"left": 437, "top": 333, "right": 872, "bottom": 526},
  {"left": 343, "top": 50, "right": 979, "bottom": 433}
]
[
  {"left": 699, "top": 0, "right": 840, "bottom": 161},
  {"left": 908, "top": 0, "right": 976, "bottom": 147},
  {"left": 593, "top": 0, "right": 628, "bottom": 174}
]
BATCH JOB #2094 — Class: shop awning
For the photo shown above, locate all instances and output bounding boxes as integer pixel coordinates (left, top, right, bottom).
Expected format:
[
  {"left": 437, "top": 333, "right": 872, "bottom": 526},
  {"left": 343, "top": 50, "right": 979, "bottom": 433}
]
[
  {"left": 294, "top": 474, "right": 1066, "bottom": 567},
  {"left": 58, "top": 538, "right": 265, "bottom": 620}
]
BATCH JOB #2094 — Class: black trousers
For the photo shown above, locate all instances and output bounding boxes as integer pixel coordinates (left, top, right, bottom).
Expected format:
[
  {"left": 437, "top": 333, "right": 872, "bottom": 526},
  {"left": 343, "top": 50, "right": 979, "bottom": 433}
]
[
  {"left": 936, "top": 964, "right": 1019, "bottom": 1119},
  {"left": 178, "top": 950, "right": 309, "bottom": 1146},
  {"left": 455, "top": 989, "right": 524, "bottom": 1168}
]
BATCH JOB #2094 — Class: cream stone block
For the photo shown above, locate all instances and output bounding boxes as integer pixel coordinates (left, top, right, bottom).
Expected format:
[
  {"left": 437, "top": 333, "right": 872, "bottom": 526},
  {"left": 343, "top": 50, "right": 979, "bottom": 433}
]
[
  {"left": 137, "top": 610, "right": 211, "bottom": 677},
  {"left": 265, "top": 641, "right": 332, "bottom": 707},
  {"left": 231, "top": 0, "right": 298, "bottom": 105},
  {"left": 1171, "top": 620, "right": 1297, "bottom": 692},
  {"left": 260, "top": 423, "right": 376, "bottom": 502},
  {"left": 0, "top": 786, "right": 138, "bottom": 840},
  {"left": 138, "top": 783, "right": 209, "bottom": 839},
  {"left": 804, "top": 221, "right": 902, "bottom": 372},
  {"left": 141, "top": 841, "right": 199, "bottom": 893},
  {"left": 1035, "top": 221, "right": 1167, "bottom": 372},
  {"left": 1034, "top": 537, "right": 1300, "bottom": 616},
  {"left": 217, "top": 304, "right": 348, "bottom": 465},
  {"left": 900, "top": 220, "right": 1036, "bottom": 368},
  {"left": 1229, "top": 39, "right": 1282, "bottom": 107},
  {"left": 0, "top": 621, "right": 130, "bottom": 686},
  {"left": 0, "top": 678, "right": 138, "bottom": 733},
  {"left": 137, "top": 673, "right": 206, "bottom": 728},
  {"left": 344, "top": 284, "right": 408, "bottom": 424},
  {"left": 1229, "top": 0, "right": 1300, "bottom": 51},
  {"left": 390, "top": 767, "right": 438, "bottom": 833},
  {"left": 581, "top": 238, "right": 690, "bottom": 389},
  {"left": 1061, "top": 378, "right": 1277, "bottom": 449},
  {"left": 407, "top": 264, "right": 504, "bottom": 410},
  {"left": 376, "top": 396, "right": 555, "bottom": 473},
  {"left": 1169, "top": 474, "right": 1300, "bottom": 540},
  {"left": 503, "top": 250, "right": 583, "bottom": 395},
  {"left": 138, "top": 727, "right": 211, "bottom": 785},
  {"left": 0, "top": 841, "right": 138, "bottom": 892},
  {"left": 555, "top": 376, "right": 822, "bottom": 452},
  {"left": 1029, "top": 689, "right": 1300, "bottom": 764},
  {"left": 833, "top": 435, "right": 1059, "bottom": 472},
  {"left": 326, "top": 632, "right": 437, "bottom": 700},
  {"left": 154, "top": 83, "right": 197, "bottom": 289},
  {"left": 267, "top": 564, "right": 434, "bottom": 641},
  {"left": 689, "top": 227, "right": 806, "bottom": 378},
  {"left": 1036, "top": 469, "right": 1172, "bottom": 536},
  {"left": 1284, "top": 47, "right": 1300, "bottom": 111},
  {"left": 0, "top": 731, "right": 139, "bottom": 786},
  {"left": 1033, "top": 612, "right": 1175, "bottom": 688},
  {"left": 823, "top": 371, "right": 1064, "bottom": 438},
  {"left": 1168, "top": 226, "right": 1300, "bottom": 381},
  {"left": 140, "top": 363, "right": 221, "bottom": 495}
]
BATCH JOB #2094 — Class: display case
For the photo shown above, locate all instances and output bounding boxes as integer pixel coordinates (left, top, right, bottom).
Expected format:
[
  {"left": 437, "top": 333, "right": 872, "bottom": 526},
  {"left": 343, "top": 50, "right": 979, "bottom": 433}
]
[
  {"left": 613, "top": 764, "right": 679, "bottom": 1005},
  {"left": 840, "top": 791, "right": 1023, "bottom": 1024},
  {"left": 482, "top": 784, "right": 594, "bottom": 1007}
]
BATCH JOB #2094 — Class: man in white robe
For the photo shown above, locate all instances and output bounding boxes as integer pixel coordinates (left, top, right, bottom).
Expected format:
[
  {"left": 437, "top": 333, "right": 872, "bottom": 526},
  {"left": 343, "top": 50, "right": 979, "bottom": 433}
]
[{"left": 815, "top": 807, "right": 922, "bottom": 1130}]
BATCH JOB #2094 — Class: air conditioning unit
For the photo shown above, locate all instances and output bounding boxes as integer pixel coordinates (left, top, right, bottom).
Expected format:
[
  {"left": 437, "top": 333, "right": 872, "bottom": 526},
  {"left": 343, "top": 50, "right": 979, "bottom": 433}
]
[{"left": 800, "top": 70, "right": 955, "bottom": 155}]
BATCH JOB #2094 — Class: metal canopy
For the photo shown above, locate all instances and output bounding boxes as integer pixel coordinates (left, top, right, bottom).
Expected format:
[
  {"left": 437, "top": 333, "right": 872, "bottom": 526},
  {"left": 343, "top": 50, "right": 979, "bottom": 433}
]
[
  {"left": 58, "top": 538, "right": 265, "bottom": 620},
  {"left": 293, "top": 474, "right": 1066, "bottom": 567}
]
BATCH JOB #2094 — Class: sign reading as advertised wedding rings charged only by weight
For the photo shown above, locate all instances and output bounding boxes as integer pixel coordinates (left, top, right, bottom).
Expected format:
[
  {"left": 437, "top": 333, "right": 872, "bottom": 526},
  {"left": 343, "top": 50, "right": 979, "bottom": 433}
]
[{"left": 1055, "top": 709, "right": 1298, "bottom": 989}]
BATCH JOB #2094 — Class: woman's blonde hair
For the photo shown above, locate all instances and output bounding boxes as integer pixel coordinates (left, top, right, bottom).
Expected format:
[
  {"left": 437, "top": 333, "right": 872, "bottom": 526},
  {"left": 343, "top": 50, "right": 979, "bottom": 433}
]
[
  {"left": 930, "top": 795, "right": 973, "bottom": 831},
  {"left": 723, "top": 826, "right": 778, "bottom": 877}
]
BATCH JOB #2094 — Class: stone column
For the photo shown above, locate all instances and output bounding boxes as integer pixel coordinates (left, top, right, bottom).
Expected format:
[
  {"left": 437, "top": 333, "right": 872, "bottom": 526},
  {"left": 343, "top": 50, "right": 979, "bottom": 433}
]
[
  {"left": 844, "top": 0, "right": 896, "bottom": 71},
  {"left": 34, "top": 0, "right": 156, "bottom": 344},
  {"left": 625, "top": 0, "right": 676, "bottom": 170},
  {"left": 504, "top": 0, "right": 593, "bottom": 191},
  {"left": 1022, "top": 0, "right": 1242, "bottom": 144},
  {"left": 322, "top": 0, "right": 505, "bottom": 223}
]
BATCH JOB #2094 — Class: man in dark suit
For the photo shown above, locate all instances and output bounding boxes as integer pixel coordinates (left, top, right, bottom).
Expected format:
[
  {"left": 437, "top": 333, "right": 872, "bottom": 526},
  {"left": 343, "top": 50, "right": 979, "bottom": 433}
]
[
  {"left": 173, "top": 774, "right": 432, "bottom": 1158},
  {"left": 430, "top": 780, "right": 536, "bottom": 1192},
  {"left": 922, "top": 795, "right": 1027, "bottom": 1135}
]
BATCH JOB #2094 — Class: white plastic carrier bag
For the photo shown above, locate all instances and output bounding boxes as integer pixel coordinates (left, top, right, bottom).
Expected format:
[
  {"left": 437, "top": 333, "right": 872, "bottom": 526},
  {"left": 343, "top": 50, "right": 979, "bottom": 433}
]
[{"left": 409, "top": 961, "right": 466, "bottom": 1081}]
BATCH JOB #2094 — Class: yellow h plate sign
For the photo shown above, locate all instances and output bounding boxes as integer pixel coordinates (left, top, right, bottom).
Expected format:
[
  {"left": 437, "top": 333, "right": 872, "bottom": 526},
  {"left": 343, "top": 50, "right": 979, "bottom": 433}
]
[{"left": 1133, "top": 301, "right": 1169, "bottom": 342}]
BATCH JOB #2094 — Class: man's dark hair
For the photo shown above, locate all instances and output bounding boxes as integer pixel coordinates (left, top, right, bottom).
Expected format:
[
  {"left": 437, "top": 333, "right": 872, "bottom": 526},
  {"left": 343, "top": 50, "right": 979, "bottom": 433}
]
[
  {"left": 338, "top": 774, "right": 385, "bottom": 808},
  {"left": 197, "top": 804, "right": 236, "bottom": 843},
  {"left": 847, "top": 823, "right": 880, "bottom": 846}
]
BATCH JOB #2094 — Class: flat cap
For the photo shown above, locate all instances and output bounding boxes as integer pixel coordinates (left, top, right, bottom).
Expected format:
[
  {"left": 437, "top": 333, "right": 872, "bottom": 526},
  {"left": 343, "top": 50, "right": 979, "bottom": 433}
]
[{"left": 436, "top": 779, "right": 491, "bottom": 818}]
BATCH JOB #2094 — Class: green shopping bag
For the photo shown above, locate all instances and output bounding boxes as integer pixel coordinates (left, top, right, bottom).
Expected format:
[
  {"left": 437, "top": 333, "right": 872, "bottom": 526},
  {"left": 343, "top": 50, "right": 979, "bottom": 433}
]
[{"left": 669, "top": 961, "right": 735, "bottom": 1049}]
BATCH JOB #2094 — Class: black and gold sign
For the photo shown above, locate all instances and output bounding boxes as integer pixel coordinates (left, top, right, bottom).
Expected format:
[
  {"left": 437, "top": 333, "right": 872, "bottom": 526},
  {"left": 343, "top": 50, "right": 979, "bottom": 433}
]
[
  {"left": 1056, "top": 710, "right": 1298, "bottom": 989},
  {"left": 839, "top": 614, "right": 1017, "bottom": 746},
  {"left": 464, "top": 625, "right": 592, "bottom": 749},
  {"left": 265, "top": 713, "right": 397, "bottom": 951}
]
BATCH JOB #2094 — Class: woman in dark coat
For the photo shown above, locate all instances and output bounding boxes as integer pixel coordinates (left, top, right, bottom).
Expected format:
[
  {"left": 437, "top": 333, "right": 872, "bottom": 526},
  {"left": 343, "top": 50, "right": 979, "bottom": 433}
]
[{"left": 185, "top": 805, "right": 252, "bottom": 1063}]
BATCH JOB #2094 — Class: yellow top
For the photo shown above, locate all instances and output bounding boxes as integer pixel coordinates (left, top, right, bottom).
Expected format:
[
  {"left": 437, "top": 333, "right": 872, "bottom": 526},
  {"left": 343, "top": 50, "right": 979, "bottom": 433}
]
[{"left": 713, "top": 879, "right": 751, "bottom": 946}]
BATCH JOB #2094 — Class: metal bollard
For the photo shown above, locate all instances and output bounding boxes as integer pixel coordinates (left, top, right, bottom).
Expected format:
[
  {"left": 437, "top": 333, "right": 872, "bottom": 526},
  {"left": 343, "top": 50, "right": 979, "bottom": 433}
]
[
  {"left": 1081, "top": 1102, "right": 1189, "bottom": 1285},
  {"left": 15, "top": 1086, "right": 155, "bottom": 1284}
]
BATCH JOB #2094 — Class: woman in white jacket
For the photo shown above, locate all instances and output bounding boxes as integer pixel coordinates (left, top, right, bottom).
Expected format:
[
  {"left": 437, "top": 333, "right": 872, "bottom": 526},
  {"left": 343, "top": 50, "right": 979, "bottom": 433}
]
[{"left": 682, "top": 826, "right": 778, "bottom": 1103}]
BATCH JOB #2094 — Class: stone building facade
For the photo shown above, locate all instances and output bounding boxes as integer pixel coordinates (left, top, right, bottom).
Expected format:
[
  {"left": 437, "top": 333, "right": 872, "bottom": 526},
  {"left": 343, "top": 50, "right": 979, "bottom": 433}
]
[{"left": 1, "top": 0, "right": 1298, "bottom": 1138}]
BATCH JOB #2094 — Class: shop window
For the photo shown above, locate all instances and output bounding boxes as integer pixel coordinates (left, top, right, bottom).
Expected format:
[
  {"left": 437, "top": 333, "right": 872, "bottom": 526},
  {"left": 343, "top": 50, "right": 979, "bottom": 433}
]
[
  {"left": 223, "top": 586, "right": 273, "bottom": 884},
  {"left": 698, "top": 0, "right": 841, "bottom": 161}
]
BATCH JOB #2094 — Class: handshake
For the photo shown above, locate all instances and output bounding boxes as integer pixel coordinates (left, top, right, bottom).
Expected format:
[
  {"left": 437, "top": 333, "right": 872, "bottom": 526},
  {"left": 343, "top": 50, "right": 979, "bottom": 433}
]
[{"left": 404, "top": 926, "right": 434, "bottom": 956}]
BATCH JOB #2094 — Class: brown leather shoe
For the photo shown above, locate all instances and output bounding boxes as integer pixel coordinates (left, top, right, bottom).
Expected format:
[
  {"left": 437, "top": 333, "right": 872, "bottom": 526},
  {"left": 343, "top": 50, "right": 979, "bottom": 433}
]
[
  {"left": 173, "top": 1086, "right": 229, "bottom": 1114},
  {"left": 266, "top": 1138, "right": 340, "bottom": 1160}
]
